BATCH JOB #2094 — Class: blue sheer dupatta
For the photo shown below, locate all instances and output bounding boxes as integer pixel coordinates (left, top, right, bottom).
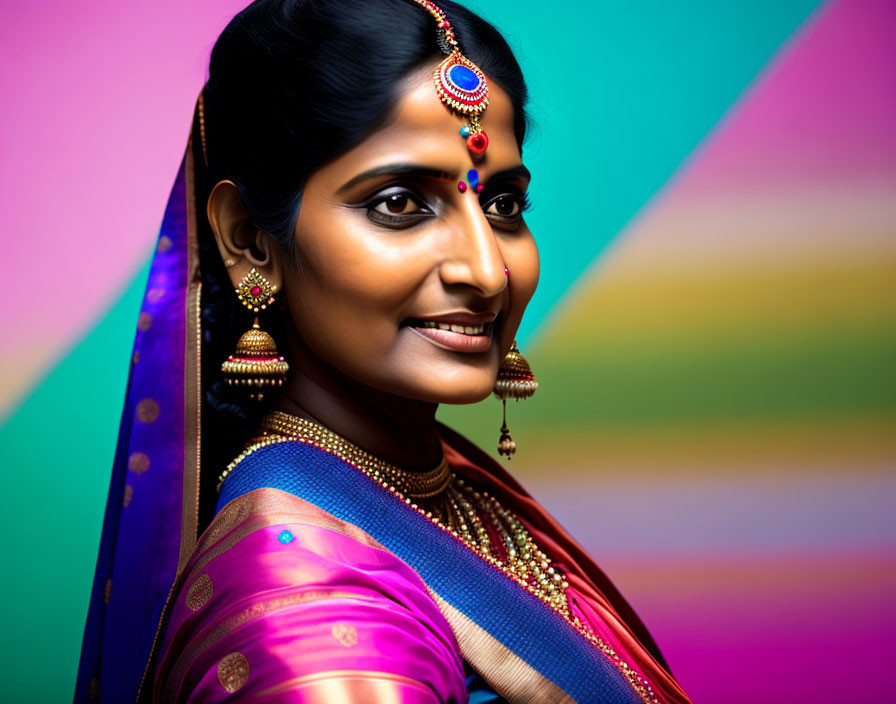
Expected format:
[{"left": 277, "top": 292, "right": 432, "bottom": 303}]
[{"left": 75, "top": 105, "right": 204, "bottom": 703}]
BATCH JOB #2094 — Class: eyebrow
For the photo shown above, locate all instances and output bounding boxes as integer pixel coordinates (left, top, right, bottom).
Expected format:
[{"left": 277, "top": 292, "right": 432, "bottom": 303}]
[
  {"left": 337, "top": 162, "right": 531, "bottom": 194},
  {"left": 337, "top": 164, "right": 455, "bottom": 194},
  {"left": 489, "top": 165, "right": 532, "bottom": 185}
]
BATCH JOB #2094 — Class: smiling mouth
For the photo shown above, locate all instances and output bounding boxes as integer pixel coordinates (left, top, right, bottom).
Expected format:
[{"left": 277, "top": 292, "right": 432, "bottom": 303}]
[
  {"left": 403, "top": 316, "right": 496, "bottom": 353},
  {"left": 410, "top": 319, "right": 489, "bottom": 335}
]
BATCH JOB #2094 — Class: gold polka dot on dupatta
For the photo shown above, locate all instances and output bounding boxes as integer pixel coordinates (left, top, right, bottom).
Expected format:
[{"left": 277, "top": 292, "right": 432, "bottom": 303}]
[
  {"left": 128, "top": 452, "right": 150, "bottom": 474},
  {"left": 136, "top": 399, "right": 159, "bottom": 423}
]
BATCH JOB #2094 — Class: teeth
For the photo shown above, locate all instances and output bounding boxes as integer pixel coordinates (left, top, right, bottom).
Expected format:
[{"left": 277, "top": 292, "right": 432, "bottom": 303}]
[{"left": 418, "top": 320, "right": 486, "bottom": 335}]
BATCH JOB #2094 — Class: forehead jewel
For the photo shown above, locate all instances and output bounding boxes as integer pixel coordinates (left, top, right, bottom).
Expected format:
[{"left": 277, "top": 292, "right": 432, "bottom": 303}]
[{"left": 405, "top": 0, "right": 490, "bottom": 157}]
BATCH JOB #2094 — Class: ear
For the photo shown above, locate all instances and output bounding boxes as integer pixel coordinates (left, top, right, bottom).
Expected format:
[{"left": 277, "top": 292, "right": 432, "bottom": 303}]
[{"left": 207, "top": 180, "right": 283, "bottom": 293}]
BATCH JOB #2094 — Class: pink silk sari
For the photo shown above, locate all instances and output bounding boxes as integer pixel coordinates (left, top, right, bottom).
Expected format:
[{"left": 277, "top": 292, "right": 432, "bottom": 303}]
[{"left": 144, "top": 426, "right": 691, "bottom": 703}]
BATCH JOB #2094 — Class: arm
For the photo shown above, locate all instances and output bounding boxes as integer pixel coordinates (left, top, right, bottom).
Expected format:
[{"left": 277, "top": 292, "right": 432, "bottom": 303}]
[{"left": 152, "top": 488, "right": 467, "bottom": 703}]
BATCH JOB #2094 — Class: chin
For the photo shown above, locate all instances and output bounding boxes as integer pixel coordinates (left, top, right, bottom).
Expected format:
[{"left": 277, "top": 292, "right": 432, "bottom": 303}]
[{"left": 420, "top": 375, "right": 496, "bottom": 406}]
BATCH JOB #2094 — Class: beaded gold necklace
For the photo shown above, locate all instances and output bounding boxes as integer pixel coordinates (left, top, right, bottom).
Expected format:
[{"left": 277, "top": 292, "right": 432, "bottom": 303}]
[{"left": 217, "top": 411, "right": 660, "bottom": 704}]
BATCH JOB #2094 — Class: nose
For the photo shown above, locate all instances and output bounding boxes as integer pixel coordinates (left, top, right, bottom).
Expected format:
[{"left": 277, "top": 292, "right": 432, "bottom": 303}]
[{"left": 438, "top": 195, "right": 507, "bottom": 297}]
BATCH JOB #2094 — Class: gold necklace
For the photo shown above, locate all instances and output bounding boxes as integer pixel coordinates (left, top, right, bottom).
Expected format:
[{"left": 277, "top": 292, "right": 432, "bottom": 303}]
[
  {"left": 217, "top": 411, "right": 659, "bottom": 704},
  {"left": 263, "top": 411, "right": 452, "bottom": 499}
]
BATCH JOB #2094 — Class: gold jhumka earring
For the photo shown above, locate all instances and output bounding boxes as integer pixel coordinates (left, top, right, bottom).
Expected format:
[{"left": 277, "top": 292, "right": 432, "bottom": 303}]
[
  {"left": 493, "top": 340, "right": 537, "bottom": 458},
  {"left": 221, "top": 267, "right": 289, "bottom": 400}
]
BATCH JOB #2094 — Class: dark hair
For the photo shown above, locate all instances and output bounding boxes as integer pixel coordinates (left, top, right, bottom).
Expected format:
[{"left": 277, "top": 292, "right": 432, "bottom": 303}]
[{"left": 196, "top": 0, "right": 530, "bottom": 529}]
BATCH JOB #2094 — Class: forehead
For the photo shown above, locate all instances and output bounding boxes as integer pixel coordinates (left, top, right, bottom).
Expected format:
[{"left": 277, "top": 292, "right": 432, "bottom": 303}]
[{"left": 308, "top": 63, "right": 522, "bottom": 189}]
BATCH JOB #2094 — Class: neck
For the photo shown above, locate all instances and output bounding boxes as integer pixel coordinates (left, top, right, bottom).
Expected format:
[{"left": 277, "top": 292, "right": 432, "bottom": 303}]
[{"left": 273, "top": 338, "right": 443, "bottom": 470}]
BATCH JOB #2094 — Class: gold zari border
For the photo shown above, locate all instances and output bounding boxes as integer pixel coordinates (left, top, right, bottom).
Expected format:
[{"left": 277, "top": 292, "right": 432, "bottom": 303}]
[{"left": 431, "top": 593, "right": 575, "bottom": 704}]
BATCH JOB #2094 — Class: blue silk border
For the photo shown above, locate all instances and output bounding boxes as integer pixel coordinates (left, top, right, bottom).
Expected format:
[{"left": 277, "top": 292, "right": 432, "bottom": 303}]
[{"left": 218, "top": 440, "right": 643, "bottom": 704}]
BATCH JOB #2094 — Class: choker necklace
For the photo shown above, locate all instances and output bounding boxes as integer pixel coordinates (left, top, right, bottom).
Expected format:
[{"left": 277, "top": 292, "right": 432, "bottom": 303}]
[
  {"left": 258, "top": 410, "right": 452, "bottom": 500},
  {"left": 216, "top": 411, "right": 659, "bottom": 704}
]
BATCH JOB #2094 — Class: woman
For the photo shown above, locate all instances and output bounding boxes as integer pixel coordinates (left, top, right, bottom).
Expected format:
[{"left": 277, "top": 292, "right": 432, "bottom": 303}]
[{"left": 76, "top": 1, "right": 691, "bottom": 702}]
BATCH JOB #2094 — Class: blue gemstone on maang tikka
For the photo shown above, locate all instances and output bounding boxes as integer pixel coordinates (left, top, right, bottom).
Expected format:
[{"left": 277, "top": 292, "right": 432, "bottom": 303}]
[
  {"left": 460, "top": 125, "right": 471, "bottom": 137},
  {"left": 467, "top": 169, "right": 479, "bottom": 187},
  {"left": 448, "top": 64, "right": 480, "bottom": 92}
]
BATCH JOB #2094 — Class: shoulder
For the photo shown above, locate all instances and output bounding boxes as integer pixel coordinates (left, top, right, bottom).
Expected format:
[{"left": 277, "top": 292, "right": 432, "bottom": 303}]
[{"left": 150, "top": 488, "right": 466, "bottom": 702}]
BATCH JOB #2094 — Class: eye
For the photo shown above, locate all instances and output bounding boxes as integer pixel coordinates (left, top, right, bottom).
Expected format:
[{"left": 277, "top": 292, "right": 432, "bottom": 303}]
[
  {"left": 482, "top": 191, "right": 531, "bottom": 228},
  {"left": 485, "top": 195, "right": 520, "bottom": 217},
  {"left": 366, "top": 187, "right": 434, "bottom": 228},
  {"left": 374, "top": 193, "right": 419, "bottom": 216}
]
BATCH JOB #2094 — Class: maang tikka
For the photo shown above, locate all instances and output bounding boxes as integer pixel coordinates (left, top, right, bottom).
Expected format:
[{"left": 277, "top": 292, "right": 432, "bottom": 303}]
[
  {"left": 493, "top": 340, "right": 538, "bottom": 458},
  {"left": 408, "top": 0, "right": 490, "bottom": 157},
  {"left": 221, "top": 267, "right": 289, "bottom": 400}
]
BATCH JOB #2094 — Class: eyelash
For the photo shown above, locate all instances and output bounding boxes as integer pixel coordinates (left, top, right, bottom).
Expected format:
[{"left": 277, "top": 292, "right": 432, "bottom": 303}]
[
  {"left": 363, "top": 186, "right": 532, "bottom": 229},
  {"left": 485, "top": 191, "right": 533, "bottom": 220}
]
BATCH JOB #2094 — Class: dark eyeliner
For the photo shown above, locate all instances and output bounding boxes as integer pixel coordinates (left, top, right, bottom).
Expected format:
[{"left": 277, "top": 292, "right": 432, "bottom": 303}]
[
  {"left": 354, "top": 185, "right": 436, "bottom": 229},
  {"left": 480, "top": 188, "right": 532, "bottom": 228}
]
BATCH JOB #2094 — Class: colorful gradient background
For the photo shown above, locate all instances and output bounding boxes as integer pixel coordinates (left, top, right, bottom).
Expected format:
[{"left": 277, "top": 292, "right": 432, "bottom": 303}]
[{"left": 1, "top": 1, "right": 894, "bottom": 701}]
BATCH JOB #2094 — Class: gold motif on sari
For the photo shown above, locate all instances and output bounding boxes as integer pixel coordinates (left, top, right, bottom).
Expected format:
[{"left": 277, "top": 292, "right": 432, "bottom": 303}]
[
  {"left": 217, "top": 651, "right": 250, "bottom": 693},
  {"left": 185, "top": 573, "right": 213, "bottom": 611},
  {"left": 332, "top": 623, "right": 359, "bottom": 647}
]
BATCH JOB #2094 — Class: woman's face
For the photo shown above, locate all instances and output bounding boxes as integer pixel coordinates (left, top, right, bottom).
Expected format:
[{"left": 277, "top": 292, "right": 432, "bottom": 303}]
[{"left": 279, "top": 66, "right": 539, "bottom": 405}]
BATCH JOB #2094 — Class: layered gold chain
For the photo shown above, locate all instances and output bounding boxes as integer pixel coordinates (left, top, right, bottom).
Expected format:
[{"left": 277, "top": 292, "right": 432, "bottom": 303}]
[
  {"left": 217, "top": 411, "right": 659, "bottom": 704},
  {"left": 218, "top": 411, "right": 570, "bottom": 608}
]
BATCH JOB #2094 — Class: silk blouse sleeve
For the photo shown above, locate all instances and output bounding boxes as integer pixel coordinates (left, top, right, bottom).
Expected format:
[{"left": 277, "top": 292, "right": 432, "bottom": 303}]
[{"left": 150, "top": 488, "right": 468, "bottom": 703}]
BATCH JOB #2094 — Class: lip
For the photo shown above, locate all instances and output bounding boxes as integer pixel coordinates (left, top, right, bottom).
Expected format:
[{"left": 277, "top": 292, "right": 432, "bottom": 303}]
[
  {"left": 407, "top": 325, "right": 493, "bottom": 353},
  {"left": 403, "top": 311, "right": 498, "bottom": 354}
]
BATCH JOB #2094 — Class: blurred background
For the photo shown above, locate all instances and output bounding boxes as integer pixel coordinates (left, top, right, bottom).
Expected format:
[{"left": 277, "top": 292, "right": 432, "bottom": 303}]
[{"left": 1, "top": 0, "right": 894, "bottom": 701}]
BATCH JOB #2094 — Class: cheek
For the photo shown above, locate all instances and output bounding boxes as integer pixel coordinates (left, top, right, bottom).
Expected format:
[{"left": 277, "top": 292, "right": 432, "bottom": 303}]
[
  {"left": 286, "top": 218, "right": 426, "bottom": 341},
  {"left": 506, "top": 233, "right": 540, "bottom": 307}
]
